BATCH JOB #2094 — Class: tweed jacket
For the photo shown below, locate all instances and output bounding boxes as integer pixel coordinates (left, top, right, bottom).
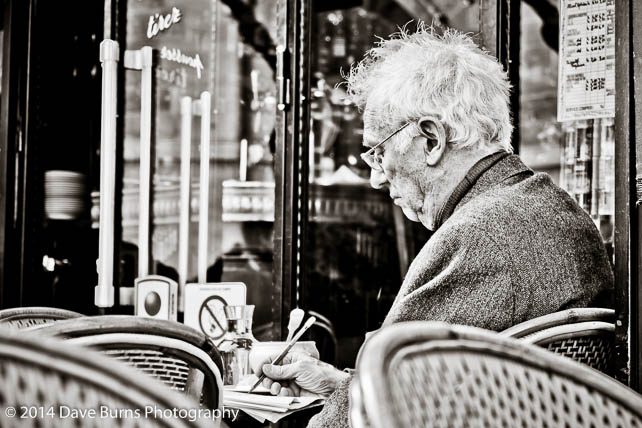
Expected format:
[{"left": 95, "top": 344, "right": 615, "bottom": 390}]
[{"left": 306, "top": 154, "right": 614, "bottom": 428}]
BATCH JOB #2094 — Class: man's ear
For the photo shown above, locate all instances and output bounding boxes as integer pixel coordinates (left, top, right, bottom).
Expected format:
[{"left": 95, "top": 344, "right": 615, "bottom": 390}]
[{"left": 417, "top": 115, "right": 447, "bottom": 166}]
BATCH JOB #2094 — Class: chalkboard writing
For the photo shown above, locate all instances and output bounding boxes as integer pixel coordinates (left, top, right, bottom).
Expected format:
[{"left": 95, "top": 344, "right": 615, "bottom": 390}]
[
  {"left": 558, "top": 0, "right": 615, "bottom": 121},
  {"left": 160, "top": 46, "right": 204, "bottom": 79},
  {"left": 147, "top": 7, "right": 182, "bottom": 39}
]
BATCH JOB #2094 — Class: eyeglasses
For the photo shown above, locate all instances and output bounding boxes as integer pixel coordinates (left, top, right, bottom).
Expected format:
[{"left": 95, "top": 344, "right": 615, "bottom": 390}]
[{"left": 360, "top": 122, "right": 411, "bottom": 172}]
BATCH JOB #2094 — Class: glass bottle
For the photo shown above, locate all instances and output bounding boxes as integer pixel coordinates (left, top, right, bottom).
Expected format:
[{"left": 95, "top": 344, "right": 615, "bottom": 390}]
[{"left": 219, "top": 305, "right": 257, "bottom": 386}]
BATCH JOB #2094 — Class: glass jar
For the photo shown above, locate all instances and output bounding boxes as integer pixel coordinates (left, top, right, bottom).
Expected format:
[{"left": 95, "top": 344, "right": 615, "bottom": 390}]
[{"left": 219, "top": 305, "right": 257, "bottom": 385}]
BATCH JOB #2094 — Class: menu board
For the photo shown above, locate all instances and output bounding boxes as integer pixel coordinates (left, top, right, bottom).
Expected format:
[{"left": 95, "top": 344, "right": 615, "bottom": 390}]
[{"left": 557, "top": 0, "right": 615, "bottom": 122}]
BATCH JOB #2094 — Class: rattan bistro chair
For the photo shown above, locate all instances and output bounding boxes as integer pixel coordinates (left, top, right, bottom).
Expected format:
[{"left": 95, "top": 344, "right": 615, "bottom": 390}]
[
  {"left": 0, "top": 327, "right": 215, "bottom": 428},
  {"left": 306, "top": 310, "right": 338, "bottom": 366},
  {"left": 501, "top": 308, "right": 615, "bottom": 375},
  {"left": 351, "top": 321, "right": 642, "bottom": 428},
  {"left": 0, "top": 306, "right": 83, "bottom": 329},
  {"left": 30, "top": 315, "right": 224, "bottom": 414}
]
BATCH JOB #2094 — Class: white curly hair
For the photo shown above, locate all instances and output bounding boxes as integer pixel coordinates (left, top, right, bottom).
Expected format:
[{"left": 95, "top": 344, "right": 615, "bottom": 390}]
[{"left": 345, "top": 24, "right": 513, "bottom": 153}]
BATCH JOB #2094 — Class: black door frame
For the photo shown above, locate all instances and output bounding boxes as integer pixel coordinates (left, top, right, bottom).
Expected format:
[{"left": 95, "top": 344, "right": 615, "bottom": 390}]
[
  {"left": 273, "top": 0, "right": 311, "bottom": 340},
  {"left": 0, "top": 0, "right": 32, "bottom": 309},
  {"left": 614, "top": 0, "right": 642, "bottom": 390}
]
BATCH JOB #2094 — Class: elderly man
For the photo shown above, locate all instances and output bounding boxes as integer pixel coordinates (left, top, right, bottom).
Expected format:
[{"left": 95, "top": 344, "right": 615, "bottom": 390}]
[{"left": 253, "top": 27, "right": 613, "bottom": 427}]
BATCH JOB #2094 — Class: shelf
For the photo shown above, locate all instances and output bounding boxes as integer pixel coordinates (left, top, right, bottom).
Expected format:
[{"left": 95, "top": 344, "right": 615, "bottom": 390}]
[{"left": 92, "top": 180, "right": 394, "bottom": 227}]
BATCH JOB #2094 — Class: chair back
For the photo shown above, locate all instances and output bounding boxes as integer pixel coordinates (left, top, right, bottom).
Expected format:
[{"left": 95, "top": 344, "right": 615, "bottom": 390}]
[
  {"left": 30, "top": 315, "right": 224, "bottom": 414},
  {"left": 0, "top": 306, "right": 83, "bottom": 329},
  {"left": 352, "top": 321, "right": 642, "bottom": 428},
  {"left": 305, "top": 310, "right": 338, "bottom": 366},
  {"left": 501, "top": 308, "right": 615, "bottom": 375},
  {"left": 0, "top": 327, "right": 215, "bottom": 427}
]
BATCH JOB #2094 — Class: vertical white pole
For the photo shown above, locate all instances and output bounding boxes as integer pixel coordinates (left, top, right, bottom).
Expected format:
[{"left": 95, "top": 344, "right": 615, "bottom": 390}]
[
  {"left": 239, "top": 138, "right": 248, "bottom": 182},
  {"left": 138, "top": 46, "right": 153, "bottom": 279},
  {"left": 197, "top": 92, "right": 212, "bottom": 283},
  {"left": 178, "top": 96, "right": 193, "bottom": 310},
  {"left": 95, "top": 39, "right": 119, "bottom": 308}
]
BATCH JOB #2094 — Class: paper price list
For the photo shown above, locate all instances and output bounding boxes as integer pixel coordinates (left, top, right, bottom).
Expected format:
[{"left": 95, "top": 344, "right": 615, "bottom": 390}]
[{"left": 557, "top": 0, "right": 615, "bottom": 121}]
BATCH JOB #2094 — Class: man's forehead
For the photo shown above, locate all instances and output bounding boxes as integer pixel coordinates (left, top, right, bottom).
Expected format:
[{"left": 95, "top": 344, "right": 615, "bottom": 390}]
[
  {"left": 363, "top": 124, "right": 393, "bottom": 147},
  {"left": 362, "top": 114, "right": 385, "bottom": 147},
  {"left": 362, "top": 130, "right": 378, "bottom": 148}
]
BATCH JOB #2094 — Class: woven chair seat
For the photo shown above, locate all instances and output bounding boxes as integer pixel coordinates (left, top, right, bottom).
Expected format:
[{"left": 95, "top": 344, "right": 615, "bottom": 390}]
[
  {"left": 29, "top": 316, "right": 224, "bottom": 413},
  {"left": 352, "top": 321, "right": 642, "bottom": 428},
  {"left": 546, "top": 333, "right": 612, "bottom": 371},
  {"left": 502, "top": 309, "right": 615, "bottom": 376},
  {"left": 0, "top": 327, "right": 215, "bottom": 428},
  {"left": 0, "top": 306, "right": 83, "bottom": 329},
  {"left": 104, "top": 349, "right": 191, "bottom": 391}
]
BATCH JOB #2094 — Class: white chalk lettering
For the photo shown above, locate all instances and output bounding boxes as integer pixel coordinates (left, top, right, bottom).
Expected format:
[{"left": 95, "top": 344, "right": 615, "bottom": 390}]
[
  {"left": 160, "top": 46, "right": 204, "bottom": 79},
  {"left": 147, "top": 7, "right": 182, "bottom": 39}
]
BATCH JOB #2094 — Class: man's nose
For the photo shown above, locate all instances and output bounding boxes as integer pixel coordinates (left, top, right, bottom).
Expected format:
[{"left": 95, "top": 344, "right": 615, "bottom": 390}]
[{"left": 370, "top": 169, "right": 388, "bottom": 189}]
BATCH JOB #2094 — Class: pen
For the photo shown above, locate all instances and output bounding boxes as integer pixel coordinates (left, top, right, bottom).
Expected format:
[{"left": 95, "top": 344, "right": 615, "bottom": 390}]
[{"left": 248, "top": 316, "right": 317, "bottom": 393}]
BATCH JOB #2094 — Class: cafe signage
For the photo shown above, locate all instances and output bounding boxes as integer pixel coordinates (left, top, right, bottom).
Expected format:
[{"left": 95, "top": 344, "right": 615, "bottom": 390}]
[
  {"left": 147, "top": 7, "right": 182, "bottom": 39},
  {"left": 558, "top": 0, "right": 615, "bottom": 121},
  {"left": 160, "top": 46, "right": 204, "bottom": 79}
]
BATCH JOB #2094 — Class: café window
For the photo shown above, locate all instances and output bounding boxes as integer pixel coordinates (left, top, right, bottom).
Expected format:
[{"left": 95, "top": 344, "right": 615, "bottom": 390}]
[
  {"left": 518, "top": 0, "right": 615, "bottom": 259},
  {"left": 299, "top": 1, "right": 480, "bottom": 368},
  {"left": 94, "top": 0, "right": 280, "bottom": 339}
]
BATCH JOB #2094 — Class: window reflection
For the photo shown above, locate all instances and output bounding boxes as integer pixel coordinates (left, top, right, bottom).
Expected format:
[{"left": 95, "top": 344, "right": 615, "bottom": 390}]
[
  {"left": 113, "top": 0, "right": 278, "bottom": 337},
  {"left": 304, "top": 4, "right": 436, "bottom": 367},
  {"left": 519, "top": 1, "right": 614, "bottom": 253}
]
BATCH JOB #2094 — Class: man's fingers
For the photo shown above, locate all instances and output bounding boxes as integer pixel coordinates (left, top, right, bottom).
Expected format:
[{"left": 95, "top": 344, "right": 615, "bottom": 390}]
[
  {"left": 270, "top": 382, "right": 282, "bottom": 396},
  {"left": 279, "top": 387, "right": 292, "bottom": 397},
  {"left": 252, "top": 355, "right": 276, "bottom": 375},
  {"left": 262, "top": 362, "right": 299, "bottom": 380},
  {"left": 252, "top": 352, "right": 298, "bottom": 375},
  {"left": 288, "top": 382, "right": 302, "bottom": 397},
  {"left": 262, "top": 377, "right": 274, "bottom": 390}
]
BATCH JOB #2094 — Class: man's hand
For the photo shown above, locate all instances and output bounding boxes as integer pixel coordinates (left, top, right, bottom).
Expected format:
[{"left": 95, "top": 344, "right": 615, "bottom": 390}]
[{"left": 252, "top": 351, "right": 350, "bottom": 398}]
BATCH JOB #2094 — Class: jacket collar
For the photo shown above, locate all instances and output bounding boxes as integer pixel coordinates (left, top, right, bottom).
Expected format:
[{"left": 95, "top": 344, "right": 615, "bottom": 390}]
[{"left": 434, "top": 153, "right": 533, "bottom": 229}]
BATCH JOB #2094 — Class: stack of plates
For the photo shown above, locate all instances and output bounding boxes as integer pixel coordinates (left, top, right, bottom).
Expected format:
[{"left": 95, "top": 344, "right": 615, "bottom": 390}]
[{"left": 44, "top": 170, "right": 86, "bottom": 220}]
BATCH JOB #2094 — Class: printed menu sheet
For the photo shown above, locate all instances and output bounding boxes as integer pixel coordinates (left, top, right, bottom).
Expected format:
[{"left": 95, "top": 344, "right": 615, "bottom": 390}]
[{"left": 557, "top": 0, "right": 615, "bottom": 122}]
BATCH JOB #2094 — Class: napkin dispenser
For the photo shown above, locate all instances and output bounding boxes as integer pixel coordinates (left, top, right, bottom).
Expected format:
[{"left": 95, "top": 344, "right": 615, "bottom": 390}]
[{"left": 135, "top": 275, "right": 178, "bottom": 321}]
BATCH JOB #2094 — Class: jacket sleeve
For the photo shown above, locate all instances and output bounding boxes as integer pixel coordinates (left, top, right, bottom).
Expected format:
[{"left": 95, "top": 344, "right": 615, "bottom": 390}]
[
  {"left": 306, "top": 226, "right": 516, "bottom": 428},
  {"left": 306, "top": 376, "right": 353, "bottom": 428}
]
